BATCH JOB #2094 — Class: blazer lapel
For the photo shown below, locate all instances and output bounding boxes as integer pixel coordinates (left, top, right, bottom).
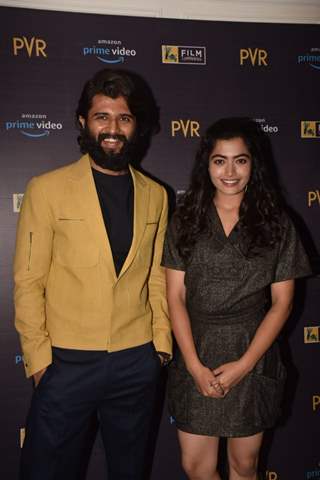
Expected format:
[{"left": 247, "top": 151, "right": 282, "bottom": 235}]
[
  {"left": 68, "top": 155, "right": 117, "bottom": 281},
  {"left": 118, "top": 166, "right": 149, "bottom": 280}
]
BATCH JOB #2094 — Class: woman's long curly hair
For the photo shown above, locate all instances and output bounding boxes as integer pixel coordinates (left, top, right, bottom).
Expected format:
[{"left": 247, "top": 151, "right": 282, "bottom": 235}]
[{"left": 175, "top": 117, "right": 284, "bottom": 260}]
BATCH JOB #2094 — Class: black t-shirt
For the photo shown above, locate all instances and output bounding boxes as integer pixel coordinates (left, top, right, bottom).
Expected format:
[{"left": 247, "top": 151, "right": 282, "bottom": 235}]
[{"left": 92, "top": 168, "right": 133, "bottom": 276}]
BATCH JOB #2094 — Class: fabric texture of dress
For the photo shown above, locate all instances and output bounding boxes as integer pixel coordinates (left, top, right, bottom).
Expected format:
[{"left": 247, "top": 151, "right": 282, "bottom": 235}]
[{"left": 162, "top": 206, "right": 311, "bottom": 437}]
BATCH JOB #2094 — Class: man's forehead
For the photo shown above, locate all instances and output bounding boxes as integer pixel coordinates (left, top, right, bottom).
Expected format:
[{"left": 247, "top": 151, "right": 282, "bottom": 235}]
[{"left": 91, "top": 93, "right": 130, "bottom": 108}]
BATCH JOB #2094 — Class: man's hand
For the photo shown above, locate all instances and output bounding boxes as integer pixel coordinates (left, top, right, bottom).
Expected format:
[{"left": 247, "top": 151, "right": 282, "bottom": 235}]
[
  {"left": 33, "top": 367, "right": 47, "bottom": 387},
  {"left": 157, "top": 352, "right": 170, "bottom": 366}
]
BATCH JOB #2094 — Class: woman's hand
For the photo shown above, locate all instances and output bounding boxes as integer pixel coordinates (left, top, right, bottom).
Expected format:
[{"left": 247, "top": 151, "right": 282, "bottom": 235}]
[
  {"left": 213, "top": 360, "right": 249, "bottom": 395},
  {"left": 213, "top": 282, "right": 295, "bottom": 397},
  {"left": 189, "top": 363, "right": 224, "bottom": 398}
]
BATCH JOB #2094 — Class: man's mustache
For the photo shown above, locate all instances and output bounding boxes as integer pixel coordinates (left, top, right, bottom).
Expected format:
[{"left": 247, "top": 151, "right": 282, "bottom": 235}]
[{"left": 98, "top": 133, "right": 128, "bottom": 144}]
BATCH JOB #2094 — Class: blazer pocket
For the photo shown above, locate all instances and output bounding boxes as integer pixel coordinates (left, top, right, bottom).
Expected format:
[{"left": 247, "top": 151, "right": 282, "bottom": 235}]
[{"left": 57, "top": 218, "right": 85, "bottom": 221}]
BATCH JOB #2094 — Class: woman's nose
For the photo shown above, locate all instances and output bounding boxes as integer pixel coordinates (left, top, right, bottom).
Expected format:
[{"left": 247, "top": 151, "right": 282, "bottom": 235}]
[{"left": 225, "top": 161, "right": 234, "bottom": 176}]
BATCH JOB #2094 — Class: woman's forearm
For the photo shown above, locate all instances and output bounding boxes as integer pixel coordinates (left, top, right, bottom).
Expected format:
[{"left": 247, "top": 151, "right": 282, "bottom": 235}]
[{"left": 240, "top": 286, "right": 293, "bottom": 372}]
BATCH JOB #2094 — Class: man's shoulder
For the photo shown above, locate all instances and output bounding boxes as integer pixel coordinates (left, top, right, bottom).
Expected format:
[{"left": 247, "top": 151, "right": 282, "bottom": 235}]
[
  {"left": 28, "top": 156, "right": 89, "bottom": 190},
  {"left": 34, "top": 157, "right": 84, "bottom": 182}
]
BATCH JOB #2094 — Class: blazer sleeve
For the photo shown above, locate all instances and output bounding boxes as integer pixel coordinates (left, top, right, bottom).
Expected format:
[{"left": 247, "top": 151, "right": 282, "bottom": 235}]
[
  {"left": 148, "top": 186, "right": 172, "bottom": 358},
  {"left": 14, "top": 177, "right": 53, "bottom": 378}
]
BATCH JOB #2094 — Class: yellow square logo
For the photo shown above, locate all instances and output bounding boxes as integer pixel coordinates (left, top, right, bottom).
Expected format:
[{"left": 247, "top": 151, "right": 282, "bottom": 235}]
[
  {"left": 304, "top": 326, "right": 319, "bottom": 343},
  {"left": 13, "top": 193, "right": 24, "bottom": 213},
  {"left": 162, "top": 45, "right": 179, "bottom": 63},
  {"left": 301, "top": 121, "right": 319, "bottom": 138}
]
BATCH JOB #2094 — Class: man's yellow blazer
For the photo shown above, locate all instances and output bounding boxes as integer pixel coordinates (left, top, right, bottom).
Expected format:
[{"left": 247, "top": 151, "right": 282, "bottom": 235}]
[{"left": 14, "top": 155, "right": 172, "bottom": 377}]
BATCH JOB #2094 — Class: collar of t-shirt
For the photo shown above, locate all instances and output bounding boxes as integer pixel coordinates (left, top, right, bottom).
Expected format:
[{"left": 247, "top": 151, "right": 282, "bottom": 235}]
[{"left": 92, "top": 168, "right": 134, "bottom": 276}]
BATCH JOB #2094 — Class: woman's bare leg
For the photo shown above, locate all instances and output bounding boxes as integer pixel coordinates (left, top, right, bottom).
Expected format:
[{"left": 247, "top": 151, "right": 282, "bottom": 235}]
[
  {"left": 227, "top": 432, "right": 263, "bottom": 480},
  {"left": 177, "top": 429, "right": 221, "bottom": 480}
]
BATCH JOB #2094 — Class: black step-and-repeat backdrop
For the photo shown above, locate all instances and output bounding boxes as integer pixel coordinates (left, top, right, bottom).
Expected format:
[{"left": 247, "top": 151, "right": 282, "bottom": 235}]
[{"left": 1, "top": 6, "right": 319, "bottom": 479}]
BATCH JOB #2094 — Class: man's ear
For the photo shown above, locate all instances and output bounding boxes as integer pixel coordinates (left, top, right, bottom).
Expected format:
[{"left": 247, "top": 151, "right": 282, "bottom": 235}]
[{"left": 79, "top": 116, "right": 85, "bottom": 128}]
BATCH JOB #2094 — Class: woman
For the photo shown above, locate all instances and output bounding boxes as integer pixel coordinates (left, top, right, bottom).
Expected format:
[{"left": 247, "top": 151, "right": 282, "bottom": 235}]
[{"left": 162, "top": 118, "right": 311, "bottom": 480}]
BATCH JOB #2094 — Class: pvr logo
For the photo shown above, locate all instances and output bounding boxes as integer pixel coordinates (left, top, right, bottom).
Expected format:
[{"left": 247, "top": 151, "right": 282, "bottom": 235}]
[
  {"left": 312, "top": 395, "right": 320, "bottom": 412},
  {"left": 171, "top": 120, "right": 200, "bottom": 138},
  {"left": 308, "top": 190, "right": 320, "bottom": 207},
  {"left": 13, "top": 36, "right": 47, "bottom": 58},
  {"left": 240, "top": 48, "right": 268, "bottom": 66}
]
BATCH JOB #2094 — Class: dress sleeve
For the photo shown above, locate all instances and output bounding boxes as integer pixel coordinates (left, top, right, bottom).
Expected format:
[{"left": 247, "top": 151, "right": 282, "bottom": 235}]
[
  {"left": 273, "top": 213, "right": 312, "bottom": 283},
  {"left": 161, "top": 217, "right": 186, "bottom": 271}
]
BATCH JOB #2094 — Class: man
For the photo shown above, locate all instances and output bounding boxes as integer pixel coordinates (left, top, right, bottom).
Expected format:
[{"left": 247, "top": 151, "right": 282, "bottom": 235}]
[{"left": 14, "top": 68, "right": 172, "bottom": 480}]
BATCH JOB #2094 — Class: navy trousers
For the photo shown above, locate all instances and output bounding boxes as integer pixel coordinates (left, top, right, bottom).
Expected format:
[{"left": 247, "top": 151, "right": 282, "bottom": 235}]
[{"left": 20, "top": 342, "right": 161, "bottom": 480}]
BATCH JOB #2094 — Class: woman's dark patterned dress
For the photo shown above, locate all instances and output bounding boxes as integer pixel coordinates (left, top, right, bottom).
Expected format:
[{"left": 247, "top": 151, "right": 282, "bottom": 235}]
[{"left": 162, "top": 206, "right": 311, "bottom": 437}]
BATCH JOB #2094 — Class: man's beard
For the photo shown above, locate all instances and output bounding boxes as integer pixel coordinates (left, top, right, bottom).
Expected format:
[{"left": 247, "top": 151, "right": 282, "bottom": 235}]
[{"left": 81, "top": 127, "right": 137, "bottom": 172}]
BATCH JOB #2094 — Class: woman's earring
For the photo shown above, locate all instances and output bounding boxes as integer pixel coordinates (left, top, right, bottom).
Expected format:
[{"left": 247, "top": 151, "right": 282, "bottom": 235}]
[{"left": 244, "top": 184, "right": 248, "bottom": 193}]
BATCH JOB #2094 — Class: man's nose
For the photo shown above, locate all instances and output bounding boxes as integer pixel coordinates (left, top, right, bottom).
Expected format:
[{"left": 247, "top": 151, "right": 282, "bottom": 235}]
[{"left": 105, "top": 118, "right": 120, "bottom": 134}]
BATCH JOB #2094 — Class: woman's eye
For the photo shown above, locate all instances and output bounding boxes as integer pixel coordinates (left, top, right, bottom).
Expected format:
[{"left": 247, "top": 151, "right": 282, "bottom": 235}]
[
  {"left": 213, "top": 158, "right": 224, "bottom": 165},
  {"left": 237, "top": 158, "right": 247, "bottom": 164}
]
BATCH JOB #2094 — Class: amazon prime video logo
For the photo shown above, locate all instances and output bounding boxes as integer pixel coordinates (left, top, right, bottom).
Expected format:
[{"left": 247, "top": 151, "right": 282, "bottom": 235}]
[
  {"left": 298, "top": 47, "right": 320, "bottom": 70},
  {"left": 83, "top": 39, "right": 137, "bottom": 64},
  {"left": 5, "top": 113, "right": 63, "bottom": 138}
]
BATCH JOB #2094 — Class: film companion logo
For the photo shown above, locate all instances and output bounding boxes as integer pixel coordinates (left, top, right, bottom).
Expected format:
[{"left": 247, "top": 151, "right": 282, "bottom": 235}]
[
  {"left": 13, "top": 194, "right": 24, "bottom": 213},
  {"left": 304, "top": 326, "right": 320, "bottom": 344},
  {"left": 162, "top": 45, "right": 206, "bottom": 65},
  {"left": 301, "top": 121, "right": 320, "bottom": 138}
]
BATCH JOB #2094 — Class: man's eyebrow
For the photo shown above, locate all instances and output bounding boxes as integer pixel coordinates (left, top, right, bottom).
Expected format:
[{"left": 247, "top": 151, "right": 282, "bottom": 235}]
[{"left": 92, "top": 112, "right": 135, "bottom": 118}]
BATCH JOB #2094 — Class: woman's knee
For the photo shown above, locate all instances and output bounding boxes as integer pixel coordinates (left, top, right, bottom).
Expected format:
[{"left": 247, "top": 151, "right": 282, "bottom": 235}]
[
  {"left": 228, "top": 453, "right": 258, "bottom": 477},
  {"left": 228, "top": 432, "right": 263, "bottom": 478},
  {"left": 181, "top": 455, "right": 218, "bottom": 479}
]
